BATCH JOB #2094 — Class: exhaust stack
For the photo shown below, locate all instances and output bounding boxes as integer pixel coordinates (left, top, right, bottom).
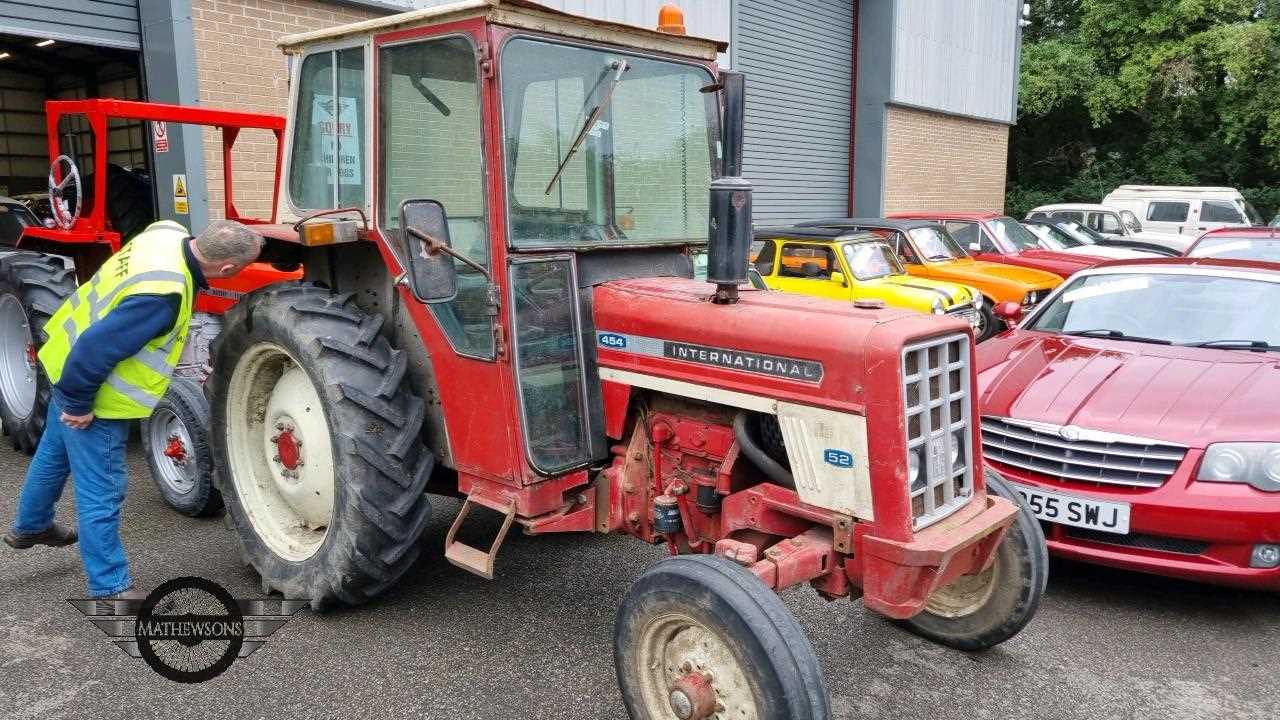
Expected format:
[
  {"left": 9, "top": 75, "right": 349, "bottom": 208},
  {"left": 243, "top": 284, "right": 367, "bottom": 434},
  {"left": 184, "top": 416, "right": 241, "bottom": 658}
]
[{"left": 706, "top": 71, "right": 752, "bottom": 304}]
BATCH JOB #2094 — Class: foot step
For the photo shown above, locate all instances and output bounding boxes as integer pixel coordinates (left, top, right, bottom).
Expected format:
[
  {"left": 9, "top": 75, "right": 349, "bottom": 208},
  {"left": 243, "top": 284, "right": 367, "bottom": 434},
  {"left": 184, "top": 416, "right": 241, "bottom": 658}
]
[{"left": 444, "top": 495, "right": 515, "bottom": 580}]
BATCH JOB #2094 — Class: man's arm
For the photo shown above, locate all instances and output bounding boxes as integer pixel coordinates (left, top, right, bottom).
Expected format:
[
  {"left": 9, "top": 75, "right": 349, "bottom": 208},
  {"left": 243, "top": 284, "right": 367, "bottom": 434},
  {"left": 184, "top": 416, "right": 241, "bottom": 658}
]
[{"left": 53, "top": 294, "right": 180, "bottom": 426}]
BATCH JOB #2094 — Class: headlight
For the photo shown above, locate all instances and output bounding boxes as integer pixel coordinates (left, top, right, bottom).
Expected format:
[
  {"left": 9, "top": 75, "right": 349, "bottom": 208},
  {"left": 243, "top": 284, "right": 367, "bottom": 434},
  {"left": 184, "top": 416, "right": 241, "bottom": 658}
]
[
  {"left": 1022, "top": 290, "right": 1041, "bottom": 306},
  {"left": 951, "top": 431, "right": 965, "bottom": 470},
  {"left": 908, "top": 449, "right": 922, "bottom": 491},
  {"left": 972, "top": 294, "right": 983, "bottom": 309},
  {"left": 931, "top": 298, "right": 945, "bottom": 314},
  {"left": 1197, "top": 443, "right": 1280, "bottom": 492}
]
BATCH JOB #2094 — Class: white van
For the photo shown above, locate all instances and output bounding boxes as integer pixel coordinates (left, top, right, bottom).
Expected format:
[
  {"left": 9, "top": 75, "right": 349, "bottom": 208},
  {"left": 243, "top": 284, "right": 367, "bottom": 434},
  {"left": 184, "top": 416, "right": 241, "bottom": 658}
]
[{"left": 1102, "top": 185, "right": 1264, "bottom": 237}]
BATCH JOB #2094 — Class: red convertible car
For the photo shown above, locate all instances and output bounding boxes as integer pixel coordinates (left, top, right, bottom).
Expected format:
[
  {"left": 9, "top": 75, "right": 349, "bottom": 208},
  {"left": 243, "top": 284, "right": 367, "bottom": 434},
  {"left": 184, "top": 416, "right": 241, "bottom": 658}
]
[
  {"left": 891, "top": 211, "right": 1110, "bottom": 279},
  {"left": 975, "top": 258, "right": 1280, "bottom": 590}
]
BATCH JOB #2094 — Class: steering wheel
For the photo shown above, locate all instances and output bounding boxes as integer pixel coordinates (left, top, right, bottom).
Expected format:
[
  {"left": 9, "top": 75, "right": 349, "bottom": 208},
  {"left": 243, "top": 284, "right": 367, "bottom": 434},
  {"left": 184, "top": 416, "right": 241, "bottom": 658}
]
[{"left": 48, "top": 155, "right": 82, "bottom": 230}]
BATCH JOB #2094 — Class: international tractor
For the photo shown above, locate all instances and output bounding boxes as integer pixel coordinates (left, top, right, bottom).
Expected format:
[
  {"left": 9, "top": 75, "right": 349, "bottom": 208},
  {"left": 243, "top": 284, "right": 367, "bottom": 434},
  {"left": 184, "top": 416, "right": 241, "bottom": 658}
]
[{"left": 7, "top": 2, "right": 1049, "bottom": 716}]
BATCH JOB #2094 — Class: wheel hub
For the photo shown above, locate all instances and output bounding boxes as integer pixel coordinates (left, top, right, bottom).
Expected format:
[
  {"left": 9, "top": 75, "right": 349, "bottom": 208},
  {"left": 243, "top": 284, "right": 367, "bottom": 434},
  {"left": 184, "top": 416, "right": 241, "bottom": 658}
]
[
  {"left": 271, "top": 421, "right": 304, "bottom": 477},
  {"left": 0, "top": 294, "right": 39, "bottom": 420},
  {"left": 162, "top": 434, "right": 188, "bottom": 465},
  {"left": 669, "top": 671, "right": 717, "bottom": 720}
]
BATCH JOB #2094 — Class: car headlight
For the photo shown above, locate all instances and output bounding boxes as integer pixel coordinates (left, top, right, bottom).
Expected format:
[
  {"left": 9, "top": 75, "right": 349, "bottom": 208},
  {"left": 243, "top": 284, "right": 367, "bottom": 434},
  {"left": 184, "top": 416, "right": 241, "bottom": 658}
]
[
  {"left": 1197, "top": 443, "right": 1280, "bottom": 492},
  {"left": 971, "top": 294, "right": 983, "bottom": 309},
  {"left": 931, "top": 298, "right": 945, "bottom": 314},
  {"left": 1022, "top": 290, "right": 1041, "bottom": 306}
]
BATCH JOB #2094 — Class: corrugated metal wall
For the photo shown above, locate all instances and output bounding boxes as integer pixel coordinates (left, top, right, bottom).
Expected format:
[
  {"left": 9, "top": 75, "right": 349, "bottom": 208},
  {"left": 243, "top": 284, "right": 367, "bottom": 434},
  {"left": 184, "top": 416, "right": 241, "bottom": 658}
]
[
  {"left": 0, "top": 0, "right": 142, "bottom": 50},
  {"left": 889, "top": 0, "right": 1018, "bottom": 123},
  {"left": 732, "top": 0, "right": 853, "bottom": 225}
]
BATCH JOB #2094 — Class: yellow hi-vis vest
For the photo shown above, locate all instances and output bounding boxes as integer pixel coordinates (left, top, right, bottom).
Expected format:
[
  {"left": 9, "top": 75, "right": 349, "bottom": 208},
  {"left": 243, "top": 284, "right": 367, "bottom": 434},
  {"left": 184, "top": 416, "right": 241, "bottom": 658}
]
[{"left": 39, "top": 220, "right": 195, "bottom": 419}]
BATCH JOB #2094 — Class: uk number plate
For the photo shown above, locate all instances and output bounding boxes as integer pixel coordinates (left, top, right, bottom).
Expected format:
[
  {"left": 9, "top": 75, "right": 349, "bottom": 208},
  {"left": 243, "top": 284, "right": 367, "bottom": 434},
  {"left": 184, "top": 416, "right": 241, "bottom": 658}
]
[{"left": 1008, "top": 482, "right": 1130, "bottom": 534}]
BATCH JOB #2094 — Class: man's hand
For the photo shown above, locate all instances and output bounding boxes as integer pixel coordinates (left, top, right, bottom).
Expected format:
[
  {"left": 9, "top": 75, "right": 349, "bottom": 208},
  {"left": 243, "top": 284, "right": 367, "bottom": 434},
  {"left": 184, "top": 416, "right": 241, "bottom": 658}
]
[{"left": 61, "top": 411, "right": 94, "bottom": 430}]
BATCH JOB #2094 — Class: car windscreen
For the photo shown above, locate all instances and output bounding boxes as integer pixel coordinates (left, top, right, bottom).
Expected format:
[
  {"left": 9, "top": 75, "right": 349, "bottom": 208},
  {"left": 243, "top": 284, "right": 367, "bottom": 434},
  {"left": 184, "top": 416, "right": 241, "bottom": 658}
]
[
  {"left": 1240, "top": 200, "right": 1265, "bottom": 226},
  {"left": 906, "top": 226, "right": 968, "bottom": 261},
  {"left": 989, "top": 217, "right": 1042, "bottom": 252},
  {"left": 1120, "top": 210, "right": 1143, "bottom": 233},
  {"left": 1055, "top": 220, "right": 1104, "bottom": 244},
  {"left": 842, "top": 241, "right": 903, "bottom": 280},
  {"left": 1187, "top": 236, "right": 1280, "bottom": 262},
  {"left": 1029, "top": 272, "right": 1280, "bottom": 348},
  {"left": 1023, "top": 222, "right": 1079, "bottom": 249}
]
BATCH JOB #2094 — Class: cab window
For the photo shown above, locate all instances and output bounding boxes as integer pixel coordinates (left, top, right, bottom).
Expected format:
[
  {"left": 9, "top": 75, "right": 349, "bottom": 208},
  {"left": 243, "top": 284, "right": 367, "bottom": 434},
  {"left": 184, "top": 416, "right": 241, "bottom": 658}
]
[
  {"left": 1201, "top": 200, "right": 1244, "bottom": 223},
  {"left": 1090, "top": 212, "right": 1122, "bottom": 234},
  {"left": 289, "top": 47, "right": 367, "bottom": 210},
  {"left": 778, "top": 244, "right": 835, "bottom": 279},
  {"left": 1147, "top": 201, "right": 1189, "bottom": 222},
  {"left": 946, "top": 221, "right": 993, "bottom": 252},
  {"left": 1051, "top": 210, "right": 1085, "bottom": 224}
]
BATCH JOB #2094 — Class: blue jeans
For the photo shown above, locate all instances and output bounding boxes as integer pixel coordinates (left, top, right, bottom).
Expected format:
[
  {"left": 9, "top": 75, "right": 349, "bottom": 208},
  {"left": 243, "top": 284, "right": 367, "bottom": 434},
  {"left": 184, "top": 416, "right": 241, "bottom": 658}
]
[{"left": 13, "top": 397, "right": 132, "bottom": 597}]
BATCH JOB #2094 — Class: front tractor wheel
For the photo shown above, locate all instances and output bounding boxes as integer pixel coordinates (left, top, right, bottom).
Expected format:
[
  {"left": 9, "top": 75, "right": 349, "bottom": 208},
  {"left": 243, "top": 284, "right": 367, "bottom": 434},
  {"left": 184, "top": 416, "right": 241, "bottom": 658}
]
[
  {"left": 615, "top": 555, "right": 831, "bottom": 720},
  {"left": 140, "top": 378, "right": 222, "bottom": 517},
  {"left": 897, "top": 468, "right": 1048, "bottom": 651},
  {"left": 208, "top": 284, "right": 433, "bottom": 610},
  {"left": 0, "top": 252, "right": 75, "bottom": 453}
]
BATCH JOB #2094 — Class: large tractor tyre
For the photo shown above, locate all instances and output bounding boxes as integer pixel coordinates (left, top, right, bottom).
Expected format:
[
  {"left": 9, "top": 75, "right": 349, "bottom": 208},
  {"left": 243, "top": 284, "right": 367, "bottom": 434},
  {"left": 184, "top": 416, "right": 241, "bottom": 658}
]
[
  {"left": 974, "top": 300, "right": 999, "bottom": 342},
  {"left": 615, "top": 555, "right": 832, "bottom": 720},
  {"left": 140, "top": 378, "right": 222, "bottom": 517},
  {"left": 0, "top": 252, "right": 75, "bottom": 453},
  {"left": 208, "top": 283, "right": 433, "bottom": 610},
  {"left": 105, "top": 164, "right": 155, "bottom": 243},
  {"left": 897, "top": 468, "right": 1048, "bottom": 651}
]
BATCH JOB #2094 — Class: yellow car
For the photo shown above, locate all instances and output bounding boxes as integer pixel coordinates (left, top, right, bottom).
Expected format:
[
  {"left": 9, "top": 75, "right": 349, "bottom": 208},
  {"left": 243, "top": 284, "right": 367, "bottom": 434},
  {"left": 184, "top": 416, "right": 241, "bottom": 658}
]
[{"left": 751, "top": 227, "right": 983, "bottom": 331}]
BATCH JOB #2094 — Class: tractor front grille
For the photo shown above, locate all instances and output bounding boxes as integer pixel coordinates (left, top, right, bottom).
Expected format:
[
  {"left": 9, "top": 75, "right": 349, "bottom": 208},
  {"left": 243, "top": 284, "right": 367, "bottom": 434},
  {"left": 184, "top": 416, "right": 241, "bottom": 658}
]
[{"left": 902, "top": 334, "right": 974, "bottom": 529}]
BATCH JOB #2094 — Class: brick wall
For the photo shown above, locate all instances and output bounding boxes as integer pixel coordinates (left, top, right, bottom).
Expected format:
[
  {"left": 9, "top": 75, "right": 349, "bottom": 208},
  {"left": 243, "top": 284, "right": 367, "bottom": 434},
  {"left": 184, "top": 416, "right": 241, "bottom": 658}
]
[
  {"left": 191, "top": 0, "right": 382, "bottom": 220},
  {"left": 881, "top": 105, "right": 1009, "bottom": 214}
]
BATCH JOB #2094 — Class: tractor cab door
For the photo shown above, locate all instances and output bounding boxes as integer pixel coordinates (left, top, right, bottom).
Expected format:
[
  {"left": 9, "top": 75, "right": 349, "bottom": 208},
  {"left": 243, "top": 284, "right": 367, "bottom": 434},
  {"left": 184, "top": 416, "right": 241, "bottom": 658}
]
[{"left": 373, "top": 31, "right": 523, "bottom": 481}]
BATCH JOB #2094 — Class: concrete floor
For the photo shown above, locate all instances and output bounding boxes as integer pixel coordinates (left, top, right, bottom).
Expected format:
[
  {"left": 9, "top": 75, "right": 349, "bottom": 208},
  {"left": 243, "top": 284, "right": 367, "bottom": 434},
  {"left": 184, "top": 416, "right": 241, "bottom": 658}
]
[{"left": 0, "top": 440, "right": 1276, "bottom": 720}]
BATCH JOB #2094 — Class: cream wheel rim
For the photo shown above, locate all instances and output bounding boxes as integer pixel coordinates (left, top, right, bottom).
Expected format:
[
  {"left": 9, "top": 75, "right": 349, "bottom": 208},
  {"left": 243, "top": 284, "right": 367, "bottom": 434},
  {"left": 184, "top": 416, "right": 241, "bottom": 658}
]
[
  {"left": 226, "top": 343, "right": 335, "bottom": 561},
  {"left": 0, "top": 294, "right": 37, "bottom": 420},
  {"left": 636, "top": 613, "right": 758, "bottom": 720},
  {"left": 924, "top": 560, "right": 999, "bottom": 618}
]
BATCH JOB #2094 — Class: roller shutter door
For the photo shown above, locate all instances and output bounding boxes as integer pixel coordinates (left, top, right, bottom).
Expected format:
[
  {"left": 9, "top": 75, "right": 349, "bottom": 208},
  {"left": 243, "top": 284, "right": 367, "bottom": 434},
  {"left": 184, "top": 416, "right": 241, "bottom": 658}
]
[
  {"left": 733, "top": 0, "right": 853, "bottom": 225},
  {"left": 0, "top": 0, "right": 141, "bottom": 50}
]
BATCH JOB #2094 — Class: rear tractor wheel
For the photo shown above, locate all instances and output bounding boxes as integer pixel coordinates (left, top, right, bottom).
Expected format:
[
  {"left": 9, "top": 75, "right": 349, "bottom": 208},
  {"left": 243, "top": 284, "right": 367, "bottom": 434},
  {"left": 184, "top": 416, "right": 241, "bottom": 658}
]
[
  {"left": 897, "top": 468, "right": 1048, "bottom": 651},
  {"left": 208, "top": 283, "right": 433, "bottom": 609},
  {"left": 615, "top": 555, "right": 831, "bottom": 720},
  {"left": 0, "top": 252, "right": 75, "bottom": 453},
  {"left": 141, "top": 378, "right": 222, "bottom": 517}
]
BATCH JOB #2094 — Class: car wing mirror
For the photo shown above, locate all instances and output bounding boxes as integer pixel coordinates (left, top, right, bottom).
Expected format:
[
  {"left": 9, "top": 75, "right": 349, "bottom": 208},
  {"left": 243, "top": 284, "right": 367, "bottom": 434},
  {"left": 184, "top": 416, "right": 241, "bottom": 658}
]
[
  {"left": 830, "top": 270, "right": 847, "bottom": 287},
  {"left": 398, "top": 199, "right": 458, "bottom": 304}
]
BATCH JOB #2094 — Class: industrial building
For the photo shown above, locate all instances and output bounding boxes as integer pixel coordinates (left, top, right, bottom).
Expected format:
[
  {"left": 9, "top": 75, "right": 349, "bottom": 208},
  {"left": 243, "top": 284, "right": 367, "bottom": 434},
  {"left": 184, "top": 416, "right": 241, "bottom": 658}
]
[{"left": 0, "top": 0, "right": 1021, "bottom": 228}]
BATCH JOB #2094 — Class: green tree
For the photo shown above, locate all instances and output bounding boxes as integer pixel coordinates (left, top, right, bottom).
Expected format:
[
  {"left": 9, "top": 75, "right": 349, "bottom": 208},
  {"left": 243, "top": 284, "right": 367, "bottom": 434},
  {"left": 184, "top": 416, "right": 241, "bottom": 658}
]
[{"left": 1009, "top": 0, "right": 1280, "bottom": 219}]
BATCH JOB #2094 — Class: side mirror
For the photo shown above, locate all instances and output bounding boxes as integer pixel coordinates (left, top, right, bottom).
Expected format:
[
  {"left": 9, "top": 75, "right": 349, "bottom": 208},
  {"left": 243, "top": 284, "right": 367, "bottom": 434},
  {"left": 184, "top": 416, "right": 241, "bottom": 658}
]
[
  {"left": 969, "top": 242, "right": 982, "bottom": 252},
  {"left": 830, "top": 271, "right": 847, "bottom": 287},
  {"left": 993, "top": 301, "right": 1023, "bottom": 324},
  {"left": 398, "top": 199, "right": 458, "bottom": 304}
]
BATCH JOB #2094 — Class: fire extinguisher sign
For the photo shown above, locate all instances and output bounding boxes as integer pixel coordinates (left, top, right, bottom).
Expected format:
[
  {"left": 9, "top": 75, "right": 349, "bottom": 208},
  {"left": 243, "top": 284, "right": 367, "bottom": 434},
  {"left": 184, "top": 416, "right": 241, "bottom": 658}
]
[{"left": 153, "top": 121, "right": 169, "bottom": 153}]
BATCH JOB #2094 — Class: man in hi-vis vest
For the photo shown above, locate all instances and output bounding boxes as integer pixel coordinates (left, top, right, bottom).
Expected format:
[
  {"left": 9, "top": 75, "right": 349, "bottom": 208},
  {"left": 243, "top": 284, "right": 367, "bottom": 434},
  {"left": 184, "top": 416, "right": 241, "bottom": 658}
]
[{"left": 3, "top": 219, "right": 262, "bottom": 599}]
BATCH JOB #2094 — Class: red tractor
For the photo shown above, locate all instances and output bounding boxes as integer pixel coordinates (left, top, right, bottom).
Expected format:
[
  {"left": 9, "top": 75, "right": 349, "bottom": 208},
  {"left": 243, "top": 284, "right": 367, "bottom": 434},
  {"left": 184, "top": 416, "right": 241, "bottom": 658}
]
[{"left": 0, "top": 99, "right": 300, "bottom": 516}]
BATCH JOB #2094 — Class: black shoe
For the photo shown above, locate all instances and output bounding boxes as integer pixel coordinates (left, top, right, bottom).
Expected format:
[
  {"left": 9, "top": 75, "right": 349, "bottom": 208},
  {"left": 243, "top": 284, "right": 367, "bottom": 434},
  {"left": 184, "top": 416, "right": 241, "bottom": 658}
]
[{"left": 3, "top": 523, "right": 78, "bottom": 549}]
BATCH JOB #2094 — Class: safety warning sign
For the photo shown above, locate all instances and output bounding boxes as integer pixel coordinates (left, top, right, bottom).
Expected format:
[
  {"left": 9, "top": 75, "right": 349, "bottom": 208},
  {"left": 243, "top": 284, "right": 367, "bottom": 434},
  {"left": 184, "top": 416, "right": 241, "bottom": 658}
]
[
  {"left": 153, "top": 122, "right": 169, "bottom": 153},
  {"left": 173, "top": 173, "right": 189, "bottom": 215}
]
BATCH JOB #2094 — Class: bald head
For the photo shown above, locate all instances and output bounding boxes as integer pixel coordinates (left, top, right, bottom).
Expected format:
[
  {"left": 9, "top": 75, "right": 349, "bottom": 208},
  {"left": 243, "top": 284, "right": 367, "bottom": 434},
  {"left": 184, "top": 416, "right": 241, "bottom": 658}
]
[{"left": 192, "top": 219, "right": 263, "bottom": 279}]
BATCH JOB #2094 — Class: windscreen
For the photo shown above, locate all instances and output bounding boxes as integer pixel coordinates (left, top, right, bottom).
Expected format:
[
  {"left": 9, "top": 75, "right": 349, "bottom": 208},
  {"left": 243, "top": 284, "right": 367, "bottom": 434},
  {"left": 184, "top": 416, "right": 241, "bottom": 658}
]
[
  {"left": 843, "top": 242, "right": 903, "bottom": 280},
  {"left": 1187, "top": 236, "right": 1280, "bottom": 262},
  {"left": 989, "top": 217, "right": 1042, "bottom": 252},
  {"left": 907, "top": 226, "right": 968, "bottom": 261},
  {"left": 1024, "top": 223, "right": 1079, "bottom": 249},
  {"left": 1030, "top": 272, "right": 1280, "bottom": 347},
  {"left": 501, "top": 39, "right": 717, "bottom": 248}
]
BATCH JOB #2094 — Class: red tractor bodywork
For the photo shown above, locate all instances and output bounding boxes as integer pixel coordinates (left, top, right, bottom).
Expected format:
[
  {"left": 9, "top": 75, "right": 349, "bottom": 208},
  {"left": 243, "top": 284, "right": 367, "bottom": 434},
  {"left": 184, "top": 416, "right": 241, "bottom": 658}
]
[
  {"left": 19, "top": 99, "right": 301, "bottom": 310},
  {"left": 259, "top": 1, "right": 1020, "bottom": 620}
]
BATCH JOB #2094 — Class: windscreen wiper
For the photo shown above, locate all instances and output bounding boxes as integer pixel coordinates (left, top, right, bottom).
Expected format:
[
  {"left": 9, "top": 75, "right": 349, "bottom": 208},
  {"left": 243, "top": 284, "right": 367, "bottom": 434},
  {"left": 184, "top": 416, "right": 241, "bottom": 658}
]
[
  {"left": 544, "top": 60, "right": 629, "bottom": 196},
  {"left": 1187, "top": 339, "right": 1279, "bottom": 352},
  {"left": 1063, "top": 328, "right": 1172, "bottom": 345}
]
